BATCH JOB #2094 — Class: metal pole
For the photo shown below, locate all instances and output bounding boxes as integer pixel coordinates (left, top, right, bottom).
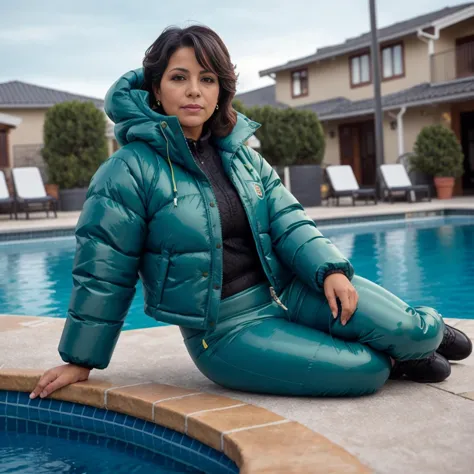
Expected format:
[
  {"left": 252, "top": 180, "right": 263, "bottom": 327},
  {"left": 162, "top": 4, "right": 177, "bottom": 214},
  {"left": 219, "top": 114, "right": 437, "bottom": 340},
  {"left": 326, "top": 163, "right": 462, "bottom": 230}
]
[{"left": 369, "top": 0, "right": 385, "bottom": 197}]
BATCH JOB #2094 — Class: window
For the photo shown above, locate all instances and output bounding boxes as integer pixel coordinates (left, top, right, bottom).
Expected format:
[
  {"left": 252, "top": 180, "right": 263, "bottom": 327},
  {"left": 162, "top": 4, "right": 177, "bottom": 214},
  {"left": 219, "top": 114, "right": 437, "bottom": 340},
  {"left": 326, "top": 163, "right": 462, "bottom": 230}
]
[
  {"left": 350, "top": 53, "right": 371, "bottom": 86},
  {"left": 291, "top": 69, "right": 308, "bottom": 97},
  {"left": 382, "top": 43, "right": 404, "bottom": 79}
]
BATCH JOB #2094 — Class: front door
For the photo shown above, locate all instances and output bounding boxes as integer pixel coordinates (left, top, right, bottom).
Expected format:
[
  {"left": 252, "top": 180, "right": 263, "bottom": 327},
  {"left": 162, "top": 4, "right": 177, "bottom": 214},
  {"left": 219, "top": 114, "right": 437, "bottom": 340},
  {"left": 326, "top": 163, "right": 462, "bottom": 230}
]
[
  {"left": 358, "top": 121, "right": 376, "bottom": 186},
  {"left": 460, "top": 111, "right": 474, "bottom": 194},
  {"left": 338, "top": 120, "right": 376, "bottom": 186},
  {"left": 0, "top": 128, "right": 9, "bottom": 168}
]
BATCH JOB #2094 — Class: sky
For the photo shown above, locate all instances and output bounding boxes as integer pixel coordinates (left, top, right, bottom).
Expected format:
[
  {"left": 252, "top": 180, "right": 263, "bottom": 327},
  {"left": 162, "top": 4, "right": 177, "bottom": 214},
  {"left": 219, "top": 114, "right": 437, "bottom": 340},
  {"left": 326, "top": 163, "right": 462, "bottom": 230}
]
[{"left": 0, "top": 0, "right": 470, "bottom": 100}]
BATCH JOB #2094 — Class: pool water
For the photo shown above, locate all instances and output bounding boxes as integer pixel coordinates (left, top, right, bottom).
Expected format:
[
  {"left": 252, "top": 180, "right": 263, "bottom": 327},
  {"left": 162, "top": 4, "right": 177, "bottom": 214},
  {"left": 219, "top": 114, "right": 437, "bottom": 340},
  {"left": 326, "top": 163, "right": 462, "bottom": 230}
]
[
  {"left": 0, "top": 216, "right": 473, "bottom": 329},
  {"left": 0, "top": 420, "right": 200, "bottom": 473}
]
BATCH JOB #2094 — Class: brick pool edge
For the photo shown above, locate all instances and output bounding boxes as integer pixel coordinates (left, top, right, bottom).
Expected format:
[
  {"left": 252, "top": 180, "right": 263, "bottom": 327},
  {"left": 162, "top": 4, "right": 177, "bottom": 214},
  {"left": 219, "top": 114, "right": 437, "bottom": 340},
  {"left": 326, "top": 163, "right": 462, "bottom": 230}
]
[{"left": 0, "top": 369, "right": 371, "bottom": 473}]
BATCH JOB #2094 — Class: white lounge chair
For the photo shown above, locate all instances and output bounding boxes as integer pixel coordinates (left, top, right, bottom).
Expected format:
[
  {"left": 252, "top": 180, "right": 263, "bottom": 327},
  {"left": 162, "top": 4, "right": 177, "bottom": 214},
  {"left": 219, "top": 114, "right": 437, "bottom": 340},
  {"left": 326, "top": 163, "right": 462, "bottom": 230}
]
[
  {"left": 379, "top": 164, "right": 431, "bottom": 203},
  {"left": 0, "top": 170, "right": 17, "bottom": 219},
  {"left": 12, "top": 167, "right": 57, "bottom": 219},
  {"left": 325, "top": 165, "right": 377, "bottom": 206}
]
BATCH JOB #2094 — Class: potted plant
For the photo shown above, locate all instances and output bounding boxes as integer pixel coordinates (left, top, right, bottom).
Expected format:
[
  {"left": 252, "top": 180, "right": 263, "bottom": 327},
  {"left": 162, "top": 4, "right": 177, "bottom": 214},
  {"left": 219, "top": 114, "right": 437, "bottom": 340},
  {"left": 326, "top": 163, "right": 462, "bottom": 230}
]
[
  {"left": 410, "top": 124, "right": 464, "bottom": 200},
  {"left": 42, "top": 101, "right": 108, "bottom": 211}
]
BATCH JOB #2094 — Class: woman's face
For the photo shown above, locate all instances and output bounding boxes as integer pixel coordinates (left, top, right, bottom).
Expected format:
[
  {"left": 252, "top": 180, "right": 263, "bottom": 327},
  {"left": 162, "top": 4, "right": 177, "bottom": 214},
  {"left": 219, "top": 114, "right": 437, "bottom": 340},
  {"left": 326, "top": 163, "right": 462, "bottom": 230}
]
[{"left": 154, "top": 47, "right": 220, "bottom": 140}]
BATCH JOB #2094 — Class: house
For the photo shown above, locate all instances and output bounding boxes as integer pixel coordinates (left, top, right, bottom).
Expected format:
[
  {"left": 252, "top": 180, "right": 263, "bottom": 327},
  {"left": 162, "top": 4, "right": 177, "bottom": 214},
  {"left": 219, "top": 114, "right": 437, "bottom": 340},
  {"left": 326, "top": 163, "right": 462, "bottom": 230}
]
[
  {"left": 236, "top": 3, "right": 474, "bottom": 195},
  {"left": 0, "top": 112, "right": 22, "bottom": 169},
  {"left": 0, "top": 80, "right": 116, "bottom": 180}
]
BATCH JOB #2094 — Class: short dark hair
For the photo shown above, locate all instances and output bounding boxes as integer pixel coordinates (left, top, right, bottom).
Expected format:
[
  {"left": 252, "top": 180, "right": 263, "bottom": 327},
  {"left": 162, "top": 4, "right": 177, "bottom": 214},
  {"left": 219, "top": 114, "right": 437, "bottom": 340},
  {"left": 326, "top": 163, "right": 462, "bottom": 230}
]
[{"left": 142, "top": 25, "right": 238, "bottom": 137}]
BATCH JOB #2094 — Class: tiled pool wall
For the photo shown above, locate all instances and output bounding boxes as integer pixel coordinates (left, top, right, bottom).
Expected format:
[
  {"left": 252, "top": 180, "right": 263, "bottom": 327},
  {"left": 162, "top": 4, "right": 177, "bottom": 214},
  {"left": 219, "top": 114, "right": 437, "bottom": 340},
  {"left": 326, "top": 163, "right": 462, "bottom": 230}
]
[
  {"left": 0, "top": 390, "right": 238, "bottom": 474},
  {"left": 0, "top": 370, "right": 372, "bottom": 473},
  {"left": 316, "top": 208, "right": 474, "bottom": 227},
  {"left": 1, "top": 208, "right": 473, "bottom": 242},
  {"left": 0, "top": 228, "right": 75, "bottom": 242}
]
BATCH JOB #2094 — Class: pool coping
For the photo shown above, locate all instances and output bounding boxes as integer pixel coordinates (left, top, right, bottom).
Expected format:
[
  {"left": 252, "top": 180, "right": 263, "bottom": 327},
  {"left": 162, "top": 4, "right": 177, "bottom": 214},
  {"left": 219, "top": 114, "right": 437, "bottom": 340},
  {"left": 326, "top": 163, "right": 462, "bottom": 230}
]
[{"left": 0, "top": 369, "right": 371, "bottom": 473}]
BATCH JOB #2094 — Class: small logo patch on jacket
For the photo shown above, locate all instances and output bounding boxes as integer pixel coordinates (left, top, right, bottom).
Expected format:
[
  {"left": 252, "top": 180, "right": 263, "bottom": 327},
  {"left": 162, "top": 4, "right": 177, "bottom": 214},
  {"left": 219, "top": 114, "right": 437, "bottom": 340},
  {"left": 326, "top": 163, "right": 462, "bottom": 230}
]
[{"left": 254, "top": 183, "right": 264, "bottom": 199}]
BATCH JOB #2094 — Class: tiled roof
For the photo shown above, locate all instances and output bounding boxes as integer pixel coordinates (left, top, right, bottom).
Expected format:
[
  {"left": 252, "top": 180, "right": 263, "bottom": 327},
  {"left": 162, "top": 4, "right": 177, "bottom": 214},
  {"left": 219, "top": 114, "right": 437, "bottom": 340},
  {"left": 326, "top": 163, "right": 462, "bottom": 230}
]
[
  {"left": 260, "top": 3, "right": 474, "bottom": 76},
  {"left": 0, "top": 81, "right": 104, "bottom": 108},
  {"left": 235, "top": 85, "right": 287, "bottom": 108},
  {"left": 317, "top": 77, "right": 474, "bottom": 120},
  {"left": 299, "top": 97, "right": 352, "bottom": 117},
  {"left": 234, "top": 77, "right": 474, "bottom": 121}
]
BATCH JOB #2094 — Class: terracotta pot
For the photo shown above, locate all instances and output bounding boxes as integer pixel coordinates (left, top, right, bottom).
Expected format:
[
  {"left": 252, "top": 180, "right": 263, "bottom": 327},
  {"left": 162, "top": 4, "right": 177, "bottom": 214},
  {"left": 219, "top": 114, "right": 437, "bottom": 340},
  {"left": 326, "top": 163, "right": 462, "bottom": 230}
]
[
  {"left": 433, "top": 177, "right": 455, "bottom": 200},
  {"left": 44, "top": 183, "right": 59, "bottom": 201}
]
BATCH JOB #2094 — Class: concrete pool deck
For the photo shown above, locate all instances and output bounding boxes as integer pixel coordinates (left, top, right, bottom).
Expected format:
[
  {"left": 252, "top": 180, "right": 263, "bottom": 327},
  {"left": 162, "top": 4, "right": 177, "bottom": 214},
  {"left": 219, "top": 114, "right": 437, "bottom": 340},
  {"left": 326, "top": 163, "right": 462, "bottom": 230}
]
[
  {"left": 0, "top": 315, "right": 473, "bottom": 473},
  {"left": 1, "top": 197, "right": 474, "bottom": 472}
]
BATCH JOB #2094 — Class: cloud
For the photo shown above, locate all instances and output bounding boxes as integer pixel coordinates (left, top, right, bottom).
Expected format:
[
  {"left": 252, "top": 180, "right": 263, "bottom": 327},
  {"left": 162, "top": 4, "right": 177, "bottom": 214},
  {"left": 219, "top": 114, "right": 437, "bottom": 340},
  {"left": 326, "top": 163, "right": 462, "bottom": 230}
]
[
  {"left": 1, "top": 0, "right": 469, "bottom": 98},
  {"left": 0, "top": 12, "right": 118, "bottom": 44},
  {"left": 0, "top": 26, "right": 65, "bottom": 44}
]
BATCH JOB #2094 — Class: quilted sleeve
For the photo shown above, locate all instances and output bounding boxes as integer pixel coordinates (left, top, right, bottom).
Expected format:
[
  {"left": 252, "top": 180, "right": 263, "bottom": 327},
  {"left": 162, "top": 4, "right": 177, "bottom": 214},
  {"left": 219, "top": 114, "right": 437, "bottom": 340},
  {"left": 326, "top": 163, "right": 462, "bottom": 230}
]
[
  {"left": 58, "top": 153, "right": 148, "bottom": 369},
  {"left": 250, "top": 148, "right": 354, "bottom": 291}
]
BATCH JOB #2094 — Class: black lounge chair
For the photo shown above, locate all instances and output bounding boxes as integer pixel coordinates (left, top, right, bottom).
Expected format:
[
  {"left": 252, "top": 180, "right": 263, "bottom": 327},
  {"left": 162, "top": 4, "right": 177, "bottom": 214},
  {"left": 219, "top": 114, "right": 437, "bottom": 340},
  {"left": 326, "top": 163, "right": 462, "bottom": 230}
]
[
  {"left": 0, "top": 170, "right": 17, "bottom": 219},
  {"left": 326, "top": 165, "right": 377, "bottom": 206},
  {"left": 379, "top": 164, "right": 431, "bottom": 203},
  {"left": 12, "top": 167, "right": 58, "bottom": 219}
]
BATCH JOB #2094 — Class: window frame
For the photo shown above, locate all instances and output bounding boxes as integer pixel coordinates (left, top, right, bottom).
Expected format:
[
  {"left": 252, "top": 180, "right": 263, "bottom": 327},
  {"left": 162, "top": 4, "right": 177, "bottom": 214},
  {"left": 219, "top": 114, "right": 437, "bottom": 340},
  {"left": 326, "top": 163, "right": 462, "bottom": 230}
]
[
  {"left": 381, "top": 42, "right": 405, "bottom": 81},
  {"left": 290, "top": 68, "right": 309, "bottom": 98},
  {"left": 349, "top": 51, "right": 372, "bottom": 88},
  {"left": 348, "top": 41, "right": 405, "bottom": 88}
]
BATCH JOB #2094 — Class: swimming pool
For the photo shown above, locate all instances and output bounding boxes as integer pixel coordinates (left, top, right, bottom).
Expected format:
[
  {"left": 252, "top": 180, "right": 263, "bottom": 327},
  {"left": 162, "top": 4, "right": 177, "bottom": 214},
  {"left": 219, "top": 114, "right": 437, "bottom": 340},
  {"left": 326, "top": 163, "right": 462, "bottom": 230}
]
[
  {"left": 0, "top": 215, "right": 473, "bottom": 328},
  {"left": 1, "top": 390, "right": 238, "bottom": 474}
]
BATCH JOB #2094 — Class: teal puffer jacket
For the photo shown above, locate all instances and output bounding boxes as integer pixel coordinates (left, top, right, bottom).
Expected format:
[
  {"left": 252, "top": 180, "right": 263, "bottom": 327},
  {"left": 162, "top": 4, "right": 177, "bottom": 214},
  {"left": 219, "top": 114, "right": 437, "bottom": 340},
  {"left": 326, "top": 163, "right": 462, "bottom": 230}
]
[{"left": 58, "top": 68, "right": 354, "bottom": 369}]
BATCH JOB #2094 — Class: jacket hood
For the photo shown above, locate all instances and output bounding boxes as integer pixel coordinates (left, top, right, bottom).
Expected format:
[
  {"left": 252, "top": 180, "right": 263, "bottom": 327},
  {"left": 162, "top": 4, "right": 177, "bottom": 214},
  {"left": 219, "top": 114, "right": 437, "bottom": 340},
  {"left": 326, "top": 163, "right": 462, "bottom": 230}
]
[{"left": 104, "top": 68, "right": 260, "bottom": 170}]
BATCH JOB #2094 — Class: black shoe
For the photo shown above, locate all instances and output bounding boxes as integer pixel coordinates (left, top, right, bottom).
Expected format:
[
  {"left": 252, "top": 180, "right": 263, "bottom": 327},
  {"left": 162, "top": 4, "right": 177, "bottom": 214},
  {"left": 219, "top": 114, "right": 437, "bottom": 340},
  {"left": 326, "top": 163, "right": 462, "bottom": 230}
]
[
  {"left": 389, "top": 352, "right": 451, "bottom": 383},
  {"left": 437, "top": 324, "right": 472, "bottom": 361}
]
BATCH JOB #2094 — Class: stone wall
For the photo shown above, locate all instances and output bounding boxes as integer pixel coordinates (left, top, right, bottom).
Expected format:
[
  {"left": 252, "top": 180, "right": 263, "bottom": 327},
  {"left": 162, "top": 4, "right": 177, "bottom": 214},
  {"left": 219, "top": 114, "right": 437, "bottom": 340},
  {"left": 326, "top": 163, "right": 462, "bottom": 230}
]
[{"left": 12, "top": 144, "right": 48, "bottom": 182}]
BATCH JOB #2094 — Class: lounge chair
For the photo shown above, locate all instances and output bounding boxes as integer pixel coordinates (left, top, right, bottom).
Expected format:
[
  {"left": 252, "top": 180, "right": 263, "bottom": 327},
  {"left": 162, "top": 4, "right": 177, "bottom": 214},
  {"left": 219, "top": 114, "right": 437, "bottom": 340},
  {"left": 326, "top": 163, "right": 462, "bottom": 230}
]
[
  {"left": 12, "top": 167, "right": 58, "bottom": 219},
  {"left": 325, "top": 165, "right": 377, "bottom": 206},
  {"left": 379, "top": 164, "right": 431, "bottom": 203},
  {"left": 0, "top": 170, "right": 17, "bottom": 219}
]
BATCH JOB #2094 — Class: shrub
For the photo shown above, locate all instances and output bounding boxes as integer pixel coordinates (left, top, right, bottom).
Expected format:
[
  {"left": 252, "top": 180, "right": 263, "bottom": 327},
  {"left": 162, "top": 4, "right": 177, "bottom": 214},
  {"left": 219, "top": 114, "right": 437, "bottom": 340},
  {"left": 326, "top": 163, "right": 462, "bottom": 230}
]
[
  {"left": 410, "top": 124, "right": 464, "bottom": 178},
  {"left": 232, "top": 101, "right": 325, "bottom": 167},
  {"left": 42, "top": 101, "right": 108, "bottom": 189}
]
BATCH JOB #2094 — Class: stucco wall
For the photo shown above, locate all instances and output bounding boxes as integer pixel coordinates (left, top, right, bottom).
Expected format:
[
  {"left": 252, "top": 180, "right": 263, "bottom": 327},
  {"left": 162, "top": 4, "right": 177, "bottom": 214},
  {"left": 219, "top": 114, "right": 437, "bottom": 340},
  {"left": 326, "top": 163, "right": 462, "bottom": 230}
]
[
  {"left": 0, "top": 107, "right": 115, "bottom": 183},
  {"left": 275, "top": 34, "right": 431, "bottom": 106}
]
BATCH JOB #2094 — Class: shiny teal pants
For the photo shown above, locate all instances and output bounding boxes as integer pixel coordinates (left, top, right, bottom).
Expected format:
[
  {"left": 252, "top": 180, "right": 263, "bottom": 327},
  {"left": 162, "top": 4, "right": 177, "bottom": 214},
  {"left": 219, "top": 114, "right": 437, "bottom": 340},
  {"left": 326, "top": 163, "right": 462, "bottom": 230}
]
[{"left": 180, "top": 276, "right": 445, "bottom": 397}]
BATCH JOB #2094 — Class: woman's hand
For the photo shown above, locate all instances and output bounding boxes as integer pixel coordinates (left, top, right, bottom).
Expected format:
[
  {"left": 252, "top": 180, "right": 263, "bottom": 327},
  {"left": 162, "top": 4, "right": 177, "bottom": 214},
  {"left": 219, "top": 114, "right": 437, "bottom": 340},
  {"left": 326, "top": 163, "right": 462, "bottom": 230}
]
[
  {"left": 324, "top": 273, "right": 359, "bottom": 326},
  {"left": 30, "top": 364, "right": 91, "bottom": 400}
]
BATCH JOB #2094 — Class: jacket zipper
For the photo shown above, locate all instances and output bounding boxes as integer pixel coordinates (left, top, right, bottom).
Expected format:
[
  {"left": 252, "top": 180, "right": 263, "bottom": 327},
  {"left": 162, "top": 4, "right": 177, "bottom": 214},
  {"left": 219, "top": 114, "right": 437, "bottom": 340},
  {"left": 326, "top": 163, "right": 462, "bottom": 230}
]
[
  {"left": 229, "top": 162, "right": 284, "bottom": 309},
  {"left": 178, "top": 132, "right": 223, "bottom": 349},
  {"left": 269, "top": 286, "right": 288, "bottom": 311}
]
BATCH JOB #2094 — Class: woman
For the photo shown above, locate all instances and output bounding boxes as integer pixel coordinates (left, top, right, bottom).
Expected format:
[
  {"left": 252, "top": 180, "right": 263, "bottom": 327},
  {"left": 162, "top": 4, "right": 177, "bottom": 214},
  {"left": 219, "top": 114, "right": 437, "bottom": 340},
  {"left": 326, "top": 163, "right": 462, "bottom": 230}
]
[{"left": 31, "top": 25, "right": 471, "bottom": 400}]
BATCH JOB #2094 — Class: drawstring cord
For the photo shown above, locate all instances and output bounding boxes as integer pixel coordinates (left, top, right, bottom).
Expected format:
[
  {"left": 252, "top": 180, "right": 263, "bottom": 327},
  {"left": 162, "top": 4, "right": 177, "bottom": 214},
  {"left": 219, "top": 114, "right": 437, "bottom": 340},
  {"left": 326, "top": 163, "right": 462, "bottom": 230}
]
[{"left": 159, "top": 125, "right": 179, "bottom": 207}]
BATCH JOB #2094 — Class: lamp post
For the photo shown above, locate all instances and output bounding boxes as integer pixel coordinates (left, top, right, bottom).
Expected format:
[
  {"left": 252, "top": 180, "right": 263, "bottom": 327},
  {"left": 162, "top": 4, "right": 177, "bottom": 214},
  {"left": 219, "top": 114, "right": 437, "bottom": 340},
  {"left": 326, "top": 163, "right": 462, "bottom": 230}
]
[{"left": 369, "top": 0, "right": 385, "bottom": 196}]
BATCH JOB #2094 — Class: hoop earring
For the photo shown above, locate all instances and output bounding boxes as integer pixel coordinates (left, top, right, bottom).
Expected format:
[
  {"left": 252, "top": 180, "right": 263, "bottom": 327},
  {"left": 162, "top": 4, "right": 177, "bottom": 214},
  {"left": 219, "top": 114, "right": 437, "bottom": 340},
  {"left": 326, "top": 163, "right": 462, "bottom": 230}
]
[{"left": 215, "top": 104, "right": 219, "bottom": 110}]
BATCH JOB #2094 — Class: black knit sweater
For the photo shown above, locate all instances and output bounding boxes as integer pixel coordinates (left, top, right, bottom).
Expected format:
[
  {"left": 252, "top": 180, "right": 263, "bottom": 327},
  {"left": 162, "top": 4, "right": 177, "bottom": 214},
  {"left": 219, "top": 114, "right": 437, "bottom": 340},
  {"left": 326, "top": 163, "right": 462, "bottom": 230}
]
[{"left": 187, "top": 132, "right": 266, "bottom": 299}]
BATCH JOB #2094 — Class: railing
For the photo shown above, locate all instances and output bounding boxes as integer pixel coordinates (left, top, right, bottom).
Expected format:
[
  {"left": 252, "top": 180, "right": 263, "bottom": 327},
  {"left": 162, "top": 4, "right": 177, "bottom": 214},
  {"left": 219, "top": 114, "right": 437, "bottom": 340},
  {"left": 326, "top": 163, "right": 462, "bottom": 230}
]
[{"left": 431, "top": 42, "right": 474, "bottom": 83}]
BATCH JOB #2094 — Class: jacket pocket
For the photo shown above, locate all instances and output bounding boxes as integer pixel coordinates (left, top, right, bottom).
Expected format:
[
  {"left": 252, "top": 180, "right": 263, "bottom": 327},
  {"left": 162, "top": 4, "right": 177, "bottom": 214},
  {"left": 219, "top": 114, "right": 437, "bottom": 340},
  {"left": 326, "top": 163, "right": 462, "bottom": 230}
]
[{"left": 155, "top": 252, "right": 170, "bottom": 305}]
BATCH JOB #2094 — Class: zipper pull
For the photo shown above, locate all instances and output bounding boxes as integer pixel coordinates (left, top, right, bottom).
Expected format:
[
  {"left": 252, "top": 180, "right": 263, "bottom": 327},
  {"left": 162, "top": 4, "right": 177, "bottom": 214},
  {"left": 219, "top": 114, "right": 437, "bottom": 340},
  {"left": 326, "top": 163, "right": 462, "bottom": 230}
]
[{"left": 269, "top": 287, "right": 288, "bottom": 311}]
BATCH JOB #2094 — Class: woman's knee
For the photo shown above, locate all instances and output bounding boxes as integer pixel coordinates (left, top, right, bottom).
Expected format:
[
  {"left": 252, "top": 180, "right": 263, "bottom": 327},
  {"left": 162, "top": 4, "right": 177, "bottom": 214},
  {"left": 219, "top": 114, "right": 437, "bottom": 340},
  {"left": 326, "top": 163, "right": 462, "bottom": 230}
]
[
  {"left": 390, "top": 306, "right": 445, "bottom": 360},
  {"left": 304, "top": 345, "right": 391, "bottom": 397}
]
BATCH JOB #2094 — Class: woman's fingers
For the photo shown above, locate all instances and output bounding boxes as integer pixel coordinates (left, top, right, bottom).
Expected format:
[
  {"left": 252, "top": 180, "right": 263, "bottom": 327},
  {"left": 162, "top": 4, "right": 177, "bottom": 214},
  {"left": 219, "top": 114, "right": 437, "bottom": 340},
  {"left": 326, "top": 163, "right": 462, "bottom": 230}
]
[
  {"left": 325, "top": 288, "right": 339, "bottom": 319},
  {"left": 38, "top": 375, "right": 69, "bottom": 398},
  {"left": 342, "top": 289, "right": 359, "bottom": 325},
  {"left": 339, "top": 290, "right": 351, "bottom": 325},
  {"left": 30, "top": 370, "right": 58, "bottom": 399}
]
